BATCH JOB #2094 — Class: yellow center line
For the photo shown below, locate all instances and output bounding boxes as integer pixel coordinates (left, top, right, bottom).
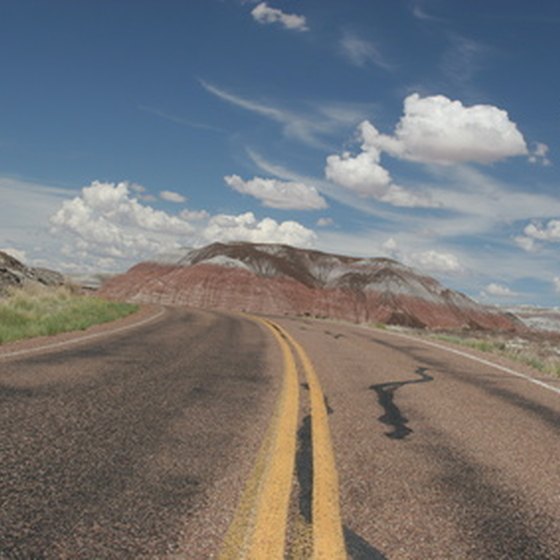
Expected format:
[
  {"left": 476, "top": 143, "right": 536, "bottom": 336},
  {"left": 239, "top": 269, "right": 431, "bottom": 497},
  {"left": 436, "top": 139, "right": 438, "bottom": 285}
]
[
  {"left": 272, "top": 322, "right": 347, "bottom": 560},
  {"left": 219, "top": 316, "right": 299, "bottom": 560},
  {"left": 219, "top": 315, "right": 346, "bottom": 559}
]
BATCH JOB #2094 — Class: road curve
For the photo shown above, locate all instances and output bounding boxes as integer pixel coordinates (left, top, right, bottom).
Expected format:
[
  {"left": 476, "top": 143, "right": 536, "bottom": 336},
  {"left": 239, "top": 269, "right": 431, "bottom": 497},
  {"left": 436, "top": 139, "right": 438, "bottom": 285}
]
[
  {"left": 0, "top": 308, "right": 281, "bottom": 559},
  {"left": 2, "top": 308, "right": 560, "bottom": 559},
  {"left": 275, "top": 315, "right": 560, "bottom": 560}
]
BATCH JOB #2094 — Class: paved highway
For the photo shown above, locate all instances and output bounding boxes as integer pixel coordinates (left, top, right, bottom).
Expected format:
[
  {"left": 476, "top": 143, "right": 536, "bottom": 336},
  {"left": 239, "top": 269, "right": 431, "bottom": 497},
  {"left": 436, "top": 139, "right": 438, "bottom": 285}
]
[{"left": 1, "top": 307, "right": 560, "bottom": 559}]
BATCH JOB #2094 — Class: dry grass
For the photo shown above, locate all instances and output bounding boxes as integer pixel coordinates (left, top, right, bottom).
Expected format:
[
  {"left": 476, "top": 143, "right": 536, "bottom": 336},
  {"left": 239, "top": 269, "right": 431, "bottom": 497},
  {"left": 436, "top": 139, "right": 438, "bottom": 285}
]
[
  {"left": 0, "top": 283, "right": 138, "bottom": 344},
  {"left": 423, "top": 330, "right": 560, "bottom": 379}
]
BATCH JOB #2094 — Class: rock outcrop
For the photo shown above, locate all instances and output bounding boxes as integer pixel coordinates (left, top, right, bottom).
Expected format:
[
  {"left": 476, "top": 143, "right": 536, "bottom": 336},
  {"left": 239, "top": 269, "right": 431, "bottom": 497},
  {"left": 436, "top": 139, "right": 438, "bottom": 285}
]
[
  {"left": 0, "top": 251, "right": 65, "bottom": 296},
  {"left": 100, "top": 242, "right": 523, "bottom": 331}
]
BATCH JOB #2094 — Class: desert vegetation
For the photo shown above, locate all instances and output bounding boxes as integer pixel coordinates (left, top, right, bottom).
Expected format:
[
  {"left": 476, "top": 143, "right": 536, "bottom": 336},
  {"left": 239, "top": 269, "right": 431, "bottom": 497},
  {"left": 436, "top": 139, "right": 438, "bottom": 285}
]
[
  {"left": 424, "top": 331, "right": 560, "bottom": 379},
  {"left": 0, "top": 284, "right": 137, "bottom": 344},
  {"left": 370, "top": 321, "right": 560, "bottom": 379}
]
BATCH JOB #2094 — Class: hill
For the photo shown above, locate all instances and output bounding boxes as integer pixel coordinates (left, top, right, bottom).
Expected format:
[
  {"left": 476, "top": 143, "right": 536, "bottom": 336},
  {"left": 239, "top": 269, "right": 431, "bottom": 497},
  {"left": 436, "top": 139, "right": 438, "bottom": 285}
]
[
  {"left": 100, "top": 242, "right": 523, "bottom": 331},
  {"left": 0, "top": 251, "right": 64, "bottom": 296}
]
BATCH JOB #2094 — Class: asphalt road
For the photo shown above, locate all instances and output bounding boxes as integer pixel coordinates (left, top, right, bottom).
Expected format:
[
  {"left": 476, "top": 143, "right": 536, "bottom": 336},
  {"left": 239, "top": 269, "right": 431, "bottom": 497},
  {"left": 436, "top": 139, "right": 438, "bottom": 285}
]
[
  {"left": 0, "top": 308, "right": 280, "bottom": 559},
  {"left": 1, "top": 308, "right": 560, "bottom": 559},
  {"left": 276, "top": 316, "right": 560, "bottom": 560}
]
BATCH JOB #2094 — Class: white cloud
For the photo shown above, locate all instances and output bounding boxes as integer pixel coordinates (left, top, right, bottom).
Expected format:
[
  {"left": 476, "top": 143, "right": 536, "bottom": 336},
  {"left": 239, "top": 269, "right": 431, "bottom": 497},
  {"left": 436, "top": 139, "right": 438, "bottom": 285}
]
[
  {"left": 554, "top": 277, "right": 560, "bottom": 293},
  {"left": 48, "top": 181, "right": 316, "bottom": 271},
  {"left": 324, "top": 93, "right": 532, "bottom": 208},
  {"left": 482, "top": 283, "right": 518, "bottom": 298},
  {"left": 382, "top": 237, "right": 399, "bottom": 256},
  {"left": 129, "top": 183, "right": 147, "bottom": 193},
  {"left": 200, "top": 81, "right": 371, "bottom": 148},
  {"left": 251, "top": 2, "right": 308, "bottom": 31},
  {"left": 525, "top": 220, "right": 560, "bottom": 241},
  {"left": 380, "top": 185, "right": 436, "bottom": 208},
  {"left": 529, "top": 142, "right": 551, "bottom": 166},
  {"left": 50, "top": 182, "right": 193, "bottom": 262},
  {"left": 179, "top": 209, "right": 210, "bottom": 221},
  {"left": 224, "top": 174, "right": 327, "bottom": 210},
  {"left": 361, "top": 93, "right": 528, "bottom": 165},
  {"left": 515, "top": 218, "right": 560, "bottom": 257},
  {"left": 514, "top": 235, "right": 536, "bottom": 252},
  {"left": 325, "top": 120, "right": 436, "bottom": 207},
  {"left": 203, "top": 212, "right": 315, "bottom": 246},
  {"left": 408, "top": 250, "right": 462, "bottom": 273},
  {"left": 160, "top": 190, "right": 187, "bottom": 203},
  {"left": 316, "top": 217, "right": 334, "bottom": 227},
  {"left": 339, "top": 33, "right": 391, "bottom": 69},
  {"left": 325, "top": 150, "right": 391, "bottom": 197},
  {"left": 248, "top": 148, "right": 402, "bottom": 220}
]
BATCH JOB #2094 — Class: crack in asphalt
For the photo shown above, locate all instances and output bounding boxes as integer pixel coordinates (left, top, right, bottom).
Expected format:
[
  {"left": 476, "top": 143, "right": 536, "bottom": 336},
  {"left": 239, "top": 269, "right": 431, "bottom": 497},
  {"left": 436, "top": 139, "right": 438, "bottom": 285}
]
[
  {"left": 295, "top": 384, "right": 387, "bottom": 559},
  {"left": 370, "top": 367, "right": 434, "bottom": 440}
]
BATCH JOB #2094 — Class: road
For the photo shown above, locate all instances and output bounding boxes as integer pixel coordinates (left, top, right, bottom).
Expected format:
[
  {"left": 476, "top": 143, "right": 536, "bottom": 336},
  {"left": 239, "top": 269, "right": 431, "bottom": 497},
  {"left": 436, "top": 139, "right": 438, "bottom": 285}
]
[{"left": 1, "top": 307, "right": 560, "bottom": 559}]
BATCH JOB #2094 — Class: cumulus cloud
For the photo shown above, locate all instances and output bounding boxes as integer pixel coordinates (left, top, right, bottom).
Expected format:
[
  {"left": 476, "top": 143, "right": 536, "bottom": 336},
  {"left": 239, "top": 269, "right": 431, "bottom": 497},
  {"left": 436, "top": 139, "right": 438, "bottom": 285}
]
[
  {"left": 529, "top": 142, "right": 551, "bottom": 166},
  {"left": 360, "top": 93, "right": 528, "bottom": 165},
  {"left": 325, "top": 121, "right": 436, "bottom": 207},
  {"left": 482, "top": 283, "right": 518, "bottom": 298},
  {"left": 408, "top": 250, "right": 462, "bottom": 273},
  {"left": 516, "top": 219, "right": 560, "bottom": 251},
  {"left": 204, "top": 212, "right": 316, "bottom": 246},
  {"left": 339, "top": 33, "right": 391, "bottom": 69},
  {"left": 554, "top": 277, "right": 560, "bottom": 293},
  {"left": 48, "top": 181, "right": 316, "bottom": 271},
  {"left": 224, "top": 174, "right": 327, "bottom": 210},
  {"left": 524, "top": 219, "right": 560, "bottom": 241},
  {"left": 50, "top": 181, "right": 193, "bottom": 261},
  {"left": 160, "top": 190, "right": 187, "bottom": 203},
  {"left": 251, "top": 2, "right": 308, "bottom": 31},
  {"left": 324, "top": 92, "right": 531, "bottom": 207},
  {"left": 325, "top": 150, "right": 390, "bottom": 197}
]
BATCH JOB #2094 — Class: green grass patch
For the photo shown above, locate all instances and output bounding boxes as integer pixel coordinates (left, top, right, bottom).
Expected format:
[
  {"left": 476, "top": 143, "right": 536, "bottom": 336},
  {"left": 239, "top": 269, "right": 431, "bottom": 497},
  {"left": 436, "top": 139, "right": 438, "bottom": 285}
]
[
  {"left": 0, "top": 285, "right": 138, "bottom": 344},
  {"left": 431, "top": 334, "right": 504, "bottom": 354}
]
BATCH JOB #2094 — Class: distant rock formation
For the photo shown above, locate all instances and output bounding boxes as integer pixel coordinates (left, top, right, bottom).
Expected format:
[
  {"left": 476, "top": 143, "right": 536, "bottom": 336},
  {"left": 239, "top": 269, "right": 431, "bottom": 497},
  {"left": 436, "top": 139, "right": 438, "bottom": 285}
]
[
  {"left": 100, "top": 242, "right": 524, "bottom": 331},
  {"left": 0, "top": 251, "right": 64, "bottom": 296},
  {"left": 507, "top": 306, "right": 560, "bottom": 333}
]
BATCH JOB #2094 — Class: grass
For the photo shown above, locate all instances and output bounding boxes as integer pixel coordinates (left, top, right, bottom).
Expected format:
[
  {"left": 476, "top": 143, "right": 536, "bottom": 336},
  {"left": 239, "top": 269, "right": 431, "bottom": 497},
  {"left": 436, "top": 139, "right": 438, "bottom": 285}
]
[
  {"left": 428, "top": 332, "right": 560, "bottom": 379},
  {"left": 0, "top": 284, "right": 138, "bottom": 344}
]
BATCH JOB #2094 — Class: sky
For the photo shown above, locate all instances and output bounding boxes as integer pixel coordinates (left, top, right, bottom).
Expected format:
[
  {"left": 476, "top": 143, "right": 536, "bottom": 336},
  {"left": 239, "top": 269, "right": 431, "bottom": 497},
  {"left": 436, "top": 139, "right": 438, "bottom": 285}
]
[{"left": 1, "top": 0, "right": 559, "bottom": 306}]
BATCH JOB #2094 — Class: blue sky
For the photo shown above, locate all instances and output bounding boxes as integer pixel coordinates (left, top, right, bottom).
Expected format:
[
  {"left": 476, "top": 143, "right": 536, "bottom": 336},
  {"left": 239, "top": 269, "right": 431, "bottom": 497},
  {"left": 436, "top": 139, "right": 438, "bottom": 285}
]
[{"left": 1, "top": 0, "right": 559, "bottom": 306}]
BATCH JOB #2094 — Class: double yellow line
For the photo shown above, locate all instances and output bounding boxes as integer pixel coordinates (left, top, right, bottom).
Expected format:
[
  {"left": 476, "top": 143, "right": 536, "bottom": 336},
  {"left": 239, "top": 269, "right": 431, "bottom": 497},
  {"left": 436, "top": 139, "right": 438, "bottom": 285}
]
[{"left": 220, "top": 317, "right": 346, "bottom": 559}]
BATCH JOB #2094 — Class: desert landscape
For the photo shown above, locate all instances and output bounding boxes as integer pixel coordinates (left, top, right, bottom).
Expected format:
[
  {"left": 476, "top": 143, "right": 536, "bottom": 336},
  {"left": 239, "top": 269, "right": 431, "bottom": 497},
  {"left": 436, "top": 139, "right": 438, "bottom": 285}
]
[
  {"left": 3, "top": 242, "right": 559, "bottom": 380},
  {"left": 2, "top": 2, "right": 560, "bottom": 558}
]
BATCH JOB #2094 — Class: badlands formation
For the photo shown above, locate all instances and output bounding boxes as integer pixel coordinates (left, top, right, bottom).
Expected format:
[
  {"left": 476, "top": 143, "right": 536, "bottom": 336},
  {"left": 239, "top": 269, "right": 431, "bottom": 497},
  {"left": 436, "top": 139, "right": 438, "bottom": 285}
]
[{"left": 100, "top": 242, "right": 523, "bottom": 331}]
